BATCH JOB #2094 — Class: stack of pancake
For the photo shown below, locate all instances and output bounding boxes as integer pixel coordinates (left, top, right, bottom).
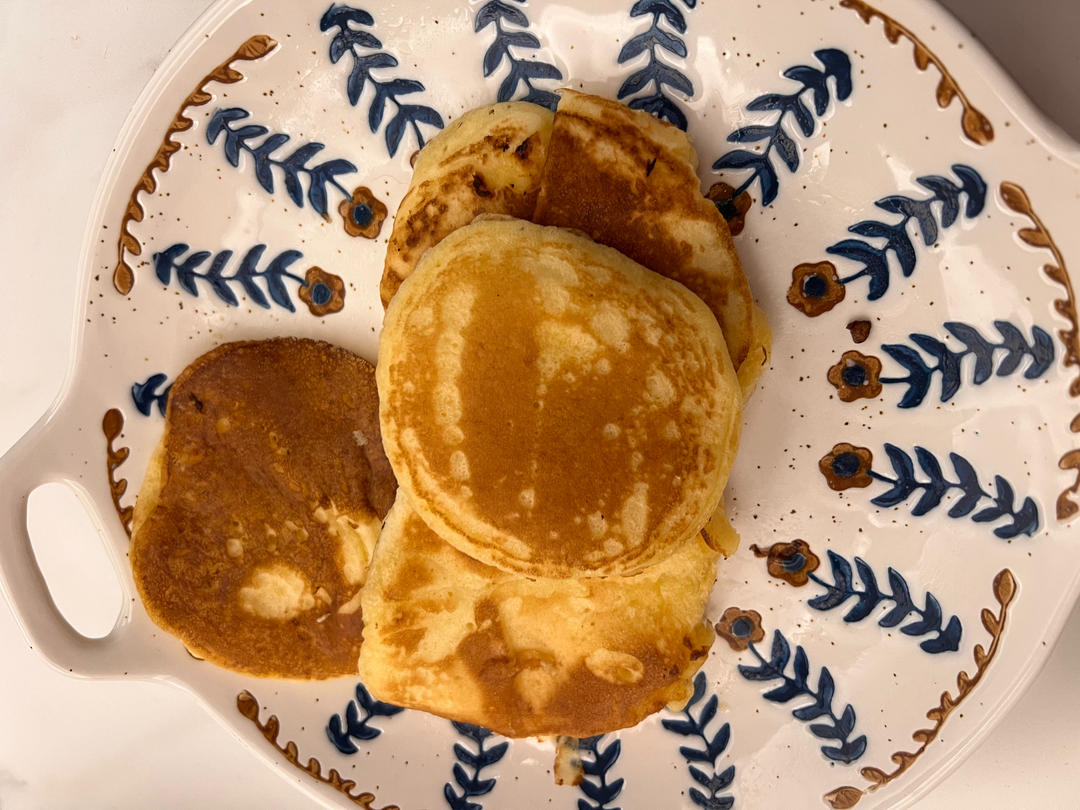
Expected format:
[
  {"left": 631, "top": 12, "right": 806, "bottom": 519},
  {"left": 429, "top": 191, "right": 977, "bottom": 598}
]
[
  {"left": 129, "top": 91, "right": 766, "bottom": 737},
  {"left": 362, "top": 91, "right": 768, "bottom": 736}
]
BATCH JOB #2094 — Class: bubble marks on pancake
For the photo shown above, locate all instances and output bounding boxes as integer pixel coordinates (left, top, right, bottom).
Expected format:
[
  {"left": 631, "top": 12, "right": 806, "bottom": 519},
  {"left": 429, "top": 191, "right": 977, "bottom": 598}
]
[
  {"left": 378, "top": 218, "right": 741, "bottom": 579},
  {"left": 533, "top": 90, "right": 760, "bottom": 376},
  {"left": 358, "top": 494, "right": 719, "bottom": 738}
]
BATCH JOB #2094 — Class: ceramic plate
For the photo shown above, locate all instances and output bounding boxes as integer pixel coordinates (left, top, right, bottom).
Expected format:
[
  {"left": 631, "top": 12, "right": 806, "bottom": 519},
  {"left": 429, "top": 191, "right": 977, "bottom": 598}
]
[{"left": 1, "top": 0, "right": 1078, "bottom": 807}]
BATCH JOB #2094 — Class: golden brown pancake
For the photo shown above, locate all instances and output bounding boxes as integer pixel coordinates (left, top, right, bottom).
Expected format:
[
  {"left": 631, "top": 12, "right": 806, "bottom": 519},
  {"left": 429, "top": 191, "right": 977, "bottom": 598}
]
[
  {"left": 359, "top": 492, "right": 720, "bottom": 737},
  {"left": 130, "top": 338, "right": 396, "bottom": 679},
  {"left": 381, "top": 101, "right": 554, "bottom": 306},
  {"left": 533, "top": 90, "right": 769, "bottom": 391},
  {"left": 378, "top": 217, "right": 741, "bottom": 579}
]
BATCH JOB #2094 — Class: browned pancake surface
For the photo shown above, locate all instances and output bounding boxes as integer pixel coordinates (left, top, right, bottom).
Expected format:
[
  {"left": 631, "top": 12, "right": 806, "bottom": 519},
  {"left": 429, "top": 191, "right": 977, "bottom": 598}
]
[
  {"left": 378, "top": 218, "right": 741, "bottom": 579},
  {"left": 381, "top": 101, "right": 553, "bottom": 307},
  {"left": 360, "top": 493, "right": 719, "bottom": 737},
  {"left": 533, "top": 90, "right": 759, "bottom": 374},
  {"left": 131, "top": 338, "right": 395, "bottom": 679}
]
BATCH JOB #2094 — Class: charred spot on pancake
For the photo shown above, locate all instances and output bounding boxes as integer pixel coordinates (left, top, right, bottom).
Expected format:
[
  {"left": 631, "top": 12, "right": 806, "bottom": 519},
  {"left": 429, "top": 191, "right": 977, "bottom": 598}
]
[
  {"left": 514, "top": 133, "right": 535, "bottom": 160},
  {"left": 381, "top": 101, "right": 555, "bottom": 308},
  {"left": 472, "top": 173, "right": 492, "bottom": 198},
  {"left": 130, "top": 338, "right": 395, "bottom": 680}
]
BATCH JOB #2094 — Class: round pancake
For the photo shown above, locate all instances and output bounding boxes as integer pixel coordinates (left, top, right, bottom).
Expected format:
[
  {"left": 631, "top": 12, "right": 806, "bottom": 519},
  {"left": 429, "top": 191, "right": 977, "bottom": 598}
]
[
  {"left": 131, "top": 338, "right": 396, "bottom": 679},
  {"left": 378, "top": 217, "right": 742, "bottom": 578},
  {"left": 381, "top": 100, "right": 554, "bottom": 307},
  {"left": 532, "top": 90, "right": 769, "bottom": 394},
  {"left": 358, "top": 492, "right": 721, "bottom": 738}
]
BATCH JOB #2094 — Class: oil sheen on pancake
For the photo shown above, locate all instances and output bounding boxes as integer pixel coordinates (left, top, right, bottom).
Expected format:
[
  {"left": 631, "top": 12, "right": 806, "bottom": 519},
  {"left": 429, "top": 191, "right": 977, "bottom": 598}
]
[
  {"left": 359, "top": 493, "right": 719, "bottom": 737},
  {"left": 532, "top": 90, "right": 770, "bottom": 393},
  {"left": 130, "top": 338, "right": 396, "bottom": 679},
  {"left": 381, "top": 101, "right": 554, "bottom": 307},
  {"left": 378, "top": 217, "right": 741, "bottom": 579}
]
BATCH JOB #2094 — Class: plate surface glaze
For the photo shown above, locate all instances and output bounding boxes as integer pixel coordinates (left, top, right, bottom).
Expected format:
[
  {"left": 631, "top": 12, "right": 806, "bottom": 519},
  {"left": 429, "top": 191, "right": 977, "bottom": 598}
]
[{"left": 1, "top": 1, "right": 1078, "bottom": 808}]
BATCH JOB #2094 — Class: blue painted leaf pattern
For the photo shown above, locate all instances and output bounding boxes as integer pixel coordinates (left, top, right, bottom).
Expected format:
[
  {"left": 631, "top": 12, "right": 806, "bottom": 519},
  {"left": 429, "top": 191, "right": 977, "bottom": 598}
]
[
  {"left": 617, "top": 0, "right": 697, "bottom": 130},
  {"left": 828, "top": 165, "right": 988, "bottom": 300},
  {"left": 443, "top": 722, "right": 509, "bottom": 810},
  {"left": 576, "top": 735, "right": 623, "bottom": 810},
  {"left": 737, "top": 630, "right": 867, "bottom": 763},
  {"left": 807, "top": 550, "right": 963, "bottom": 653},
  {"left": 475, "top": 0, "right": 562, "bottom": 110},
  {"left": 870, "top": 444, "right": 1040, "bottom": 538},
  {"left": 711, "top": 48, "right": 852, "bottom": 216},
  {"left": 152, "top": 243, "right": 307, "bottom": 312},
  {"left": 320, "top": 4, "right": 445, "bottom": 155},
  {"left": 662, "top": 672, "right": 735, "bottom": 809},
  {"left": 206, "top": 108, "right": 356, "bottom": 216},
  {"left": 326, "top": 682, "right": 404, "bottom": 755},
  {"left": 130, "top": 373, "right": 171, "bottom": 417}
]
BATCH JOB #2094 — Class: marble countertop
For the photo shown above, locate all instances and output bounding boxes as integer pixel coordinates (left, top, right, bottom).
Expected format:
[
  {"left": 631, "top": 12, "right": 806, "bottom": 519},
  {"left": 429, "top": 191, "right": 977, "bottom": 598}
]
[{"left": 0, "top": 1, "right": 1076, "bottom": 807}]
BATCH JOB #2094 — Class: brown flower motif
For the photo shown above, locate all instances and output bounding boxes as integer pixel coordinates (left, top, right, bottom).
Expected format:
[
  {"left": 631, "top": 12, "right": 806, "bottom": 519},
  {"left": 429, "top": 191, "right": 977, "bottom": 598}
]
[
  {"left": 827, "top": 350, "right": 883, "bottom": 403},
  {"left": 706, "top": 182, "right": 752, "bottom": 236},
  {"left": 714, "top": 607, "right": 765, "bottom": 652},
  {"left": 750, "top": 540, "right": 821, "bottom": 587},
  {"left": 787, "top": 261, "right": 846, "bottom": 316},
  {"left": 339, "top": 186, "right": 387, "bottom": 238},
  {"left": 819, "top": 442, "right": 874, "bottom": 491},
  {"left": 299, "top": 266, "right": 345, "bottom": 316}
]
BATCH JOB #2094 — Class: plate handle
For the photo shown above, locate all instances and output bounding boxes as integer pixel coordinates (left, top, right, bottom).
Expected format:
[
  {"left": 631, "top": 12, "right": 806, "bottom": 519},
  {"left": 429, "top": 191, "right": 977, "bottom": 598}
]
[{"left": 0, "top": 415, "right": 146, "bottom": 678}]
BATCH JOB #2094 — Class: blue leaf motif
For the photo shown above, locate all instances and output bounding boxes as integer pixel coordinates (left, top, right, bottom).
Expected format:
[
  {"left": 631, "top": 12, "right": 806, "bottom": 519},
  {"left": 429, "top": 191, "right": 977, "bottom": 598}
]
[
  {"left": 735, "top": 630, "right": 866, "bottom": 763},
  {"left": 326, "top": 682, "right": 404, "bottom": 755},
  {"left": 801, "top": 549, "right": 963, "bottom": 653},
  {"left": 130, "top": 373, "right": 172, "bottom": 417},
  {"left": 576, "top": 735, "right": 623, "bottom": 810},
  {"left": 206, "top": 108, "right": 356, "bottom": 217},
  {"left": 878, "top": 320, "right": 1055, "bottom": 407},
  {"left": 320, "top": 4, "right": 444, "bottom": 154},
  {"left": 443, "top": 722, "right": 509, "bottom": 810},
  {"left": 866, "top": 444, "right": 1040, "bottom": 538},
  {"left": 821, "top": 164, "right": 987, "bottom": 300},
  {"left": 151, "top": 243, "right": 307, "bottom": 312},
  {"left": 474, "top": 0, "right": 562, "bottom": 110},
  {"left": 616, "top": 0, "right": 697, "bottom": 129},
  {"left": 711, "top": 48, "right": 852, "bottom": 214}
]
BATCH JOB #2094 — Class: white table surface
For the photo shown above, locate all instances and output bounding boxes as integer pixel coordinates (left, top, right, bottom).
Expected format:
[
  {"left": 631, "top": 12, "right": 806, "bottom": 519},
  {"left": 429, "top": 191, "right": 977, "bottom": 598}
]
[{"left": 0, "top": 1, "right": 1077, "bottom": 807}]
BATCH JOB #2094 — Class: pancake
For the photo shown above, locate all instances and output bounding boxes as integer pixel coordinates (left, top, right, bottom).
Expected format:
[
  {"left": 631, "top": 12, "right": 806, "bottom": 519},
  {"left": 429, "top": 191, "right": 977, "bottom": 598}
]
[
  {"left": 532, "top": 89, "right": 769, "bottom": 393},
  {"left": 130, "top": 338, "right": 396, "bottom": 679},
  {"left": 380, "top": 101, "right": 554, "bottom": 306},
  {"left": 378, "top": 217, "right": 742, "bottom": 578},
  {"left": 358, "top": 492, "right": 720, "bottom": 738}
]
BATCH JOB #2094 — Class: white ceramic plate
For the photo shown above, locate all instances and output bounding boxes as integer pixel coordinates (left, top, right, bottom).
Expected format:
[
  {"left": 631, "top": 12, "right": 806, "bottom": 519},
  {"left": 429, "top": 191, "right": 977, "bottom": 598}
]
[{"left": 1, "top": 0, "right": 1078, "bottom": 808}]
